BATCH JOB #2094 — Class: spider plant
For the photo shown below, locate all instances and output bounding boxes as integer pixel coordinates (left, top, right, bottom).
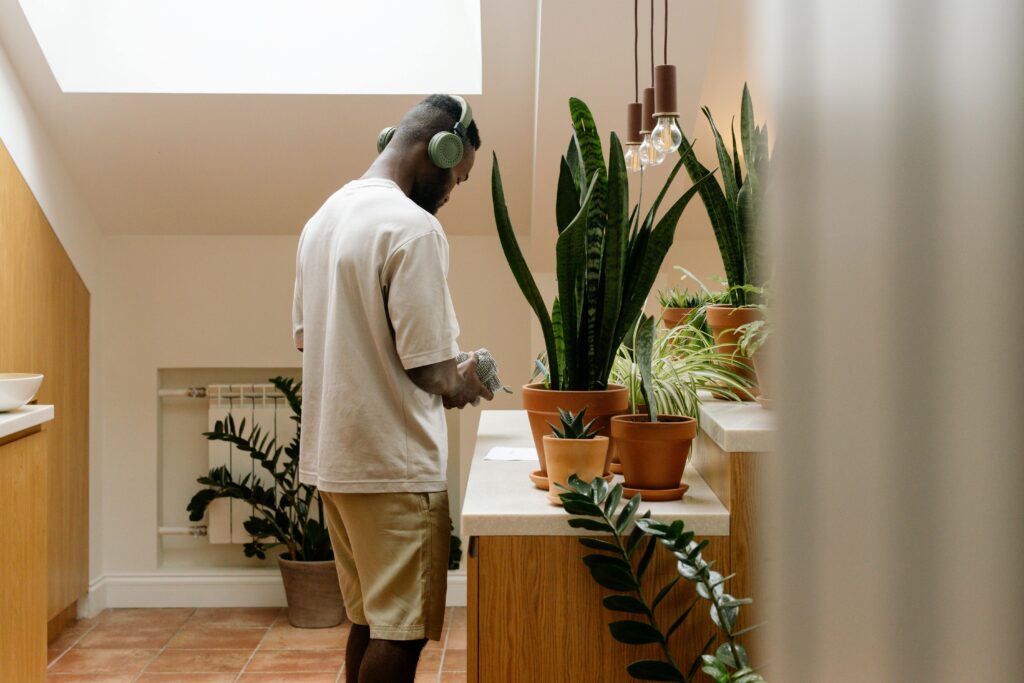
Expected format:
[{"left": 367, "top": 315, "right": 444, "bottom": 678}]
[{"left": 610, "top": 320, "right": 753, "bottom": 421}]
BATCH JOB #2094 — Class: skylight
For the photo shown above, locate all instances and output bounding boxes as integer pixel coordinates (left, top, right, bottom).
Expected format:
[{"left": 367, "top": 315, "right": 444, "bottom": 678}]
[{"left": 18, "top": 0, "right": 482, "bottom": 95}]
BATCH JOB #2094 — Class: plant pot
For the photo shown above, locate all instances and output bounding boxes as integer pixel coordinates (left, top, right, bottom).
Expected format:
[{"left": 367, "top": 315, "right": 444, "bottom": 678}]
[
  {"left": 705, "top": 305, "right": 761, "bottom": 401},
  {"left": 278, "top": 555, "right": 345, "bottom": 628},
  {"left": 522, "top": 383, "right": 629, "bottom": 475},
  {"left": 611, "top": 414, "right": 697, "bottom": 490},
  {"left": 543, "top": 436, "right": 610, "bottom": 505},
  {"left": 661, "top": 307, "right": 694, "bottom": 329}
]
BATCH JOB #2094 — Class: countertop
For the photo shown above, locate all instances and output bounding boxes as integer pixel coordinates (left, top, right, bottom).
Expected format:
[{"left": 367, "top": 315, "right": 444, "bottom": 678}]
[
  {"left": 0, "top": 404, "right": 55, "bottom": 440},
  {"left": 697, "top": 395, "right": 775, "bottom": 453},
  {"left": 461, "top": 410, "right": 730, "bottom": 537}
]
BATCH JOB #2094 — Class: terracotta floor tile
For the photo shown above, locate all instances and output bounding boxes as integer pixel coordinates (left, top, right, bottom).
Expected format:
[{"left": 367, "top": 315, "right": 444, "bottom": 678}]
[
  {"left": 145, "top": 649, "right": 251, "bottom": 674},
  {"left": 259, "top": 622, "right": 348, "bottom": 651},
  {"left": 417, "top": 648, "right": 442, "bottom": 672},
  {"left": 46, "top": 675, "right": 136, "bottom": 682},
  {"left": 48, "top": 648, "right": 158, "bottom": 676},
  {"left": 49, "top": 627, "right": 92, "bottom": 651},
  {"left": 237, "top": 674, "right": 340, "bottom": 682},
  {"left": 423, "top": 636, "right": 445, "bottom": 651},
  {"left": 446, "top": 627, "right": 467, "bottom": 649},
  {"left": 187, "top": 607, "right": 282, "bottom": 628},
  {"left": 136, "top": 675, "right": 237, "bottom": 683},
  {"left": 99, "top": 608, "right": 194, "bottom": 629},
  {"left": 448, "top": 608, "right": 467, "bottom": 628},
  {"left": 244, "top": 650, "right": 344, "bottom": 673},
  {"left": 166, "top": 625, "right": 268, "bottom": 650},
  {"left": 414, "top": 674, "right": 440, "bottom": 683},
  {"left": 76, "top": 626, "right": 177, "bottom": 649},
  {"left": 440, "top": 674, "right": 468, "bottom": 683},
  {"left": 441, "top": 649, "right": 466, "bottom": 672},
  {"left": 49, "top": 649, "right": 67, "bottom": 664}
]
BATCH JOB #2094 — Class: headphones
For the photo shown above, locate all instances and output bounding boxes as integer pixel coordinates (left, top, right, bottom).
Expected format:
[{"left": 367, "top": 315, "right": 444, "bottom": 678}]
[{"left": 376, "top": 95, "right": 473, "bottom": 170}]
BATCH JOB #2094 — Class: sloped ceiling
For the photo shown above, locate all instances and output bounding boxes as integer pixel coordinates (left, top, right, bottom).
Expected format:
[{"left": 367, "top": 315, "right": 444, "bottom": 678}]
[{"left": 0, "top": 0, "right": 749, "bottom": 240}]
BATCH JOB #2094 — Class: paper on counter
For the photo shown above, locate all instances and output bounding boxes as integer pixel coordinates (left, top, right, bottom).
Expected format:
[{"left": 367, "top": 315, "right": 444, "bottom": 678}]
[{"left": 484, "top": 447, "right": 539, "bottom": 462}]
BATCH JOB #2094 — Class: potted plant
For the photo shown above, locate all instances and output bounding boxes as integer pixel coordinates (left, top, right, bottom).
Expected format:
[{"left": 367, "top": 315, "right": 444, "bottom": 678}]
[
  {"left": 678, "top": 84, "right": 772, "bottom": 400},
  {"left": 492, "top": 98, "right": 711, "bottom": 481},
  {"left": 658, "top": 266, "right": 716, "bottom": 329},
  {"left": 543, "top": 408, "right": 609, "bottom": 507},
  {"left": 611, "top": 316, "right": 698, "bottom": 500},
  {"left": 737, "top": 314, "right": 773, "bottom": 408},
  {"left": 187, "top": 376, "right": 343, "bottom": 628}
]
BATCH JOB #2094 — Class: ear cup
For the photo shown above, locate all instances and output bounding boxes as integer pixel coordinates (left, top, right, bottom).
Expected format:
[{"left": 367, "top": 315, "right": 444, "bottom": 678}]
[
  {"left": 377, "top": 127, "right": 397, "bottom": 154},
  {"left": 428, "top": 131, "right": 464, "bottom": 169}
]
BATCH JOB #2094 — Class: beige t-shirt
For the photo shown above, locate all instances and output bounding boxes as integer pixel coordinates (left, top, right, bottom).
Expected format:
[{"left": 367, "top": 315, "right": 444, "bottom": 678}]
[{"left": 292, "top": 178, "right": 460, "bottom": 493}]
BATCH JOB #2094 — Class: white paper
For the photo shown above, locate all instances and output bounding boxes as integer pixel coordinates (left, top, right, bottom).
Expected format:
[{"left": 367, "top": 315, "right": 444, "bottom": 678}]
[{"left": 484, "top": 447, "right": 539, "bottom": 462}]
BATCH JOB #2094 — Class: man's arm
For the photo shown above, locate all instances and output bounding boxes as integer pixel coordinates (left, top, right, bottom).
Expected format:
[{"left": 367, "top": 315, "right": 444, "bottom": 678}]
[{"left": 406, "top": 352, "right": 494, "bottom": 409}]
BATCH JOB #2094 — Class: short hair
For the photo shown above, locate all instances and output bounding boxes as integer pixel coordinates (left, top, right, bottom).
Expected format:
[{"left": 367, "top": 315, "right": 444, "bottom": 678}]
[{"left": 398, "top": 94, "right": 481, "bottom": 150}]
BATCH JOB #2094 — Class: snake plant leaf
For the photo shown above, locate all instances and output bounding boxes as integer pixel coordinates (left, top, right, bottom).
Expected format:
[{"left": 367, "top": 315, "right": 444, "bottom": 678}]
[
  {"left": 588, "top": 563, "right": 640, "bottom": 591},
  {"left": 579, "top": 537, "right": 622, "bottom": 554},
  {"left": 609, "top": 620, "right": 664, "bottom": 645},
  {"left": 597, "top": 132, "right": 629, "bottom": 381},
  {"left": 625, "top": 660, "right": 684, "bottom": 682},
  {"left": 741, "top": 82, "right": 755, "bottom": 168},
  {"left": 555, "top": 172, "right": 597, "bottom": 390},
  {"left": 635, "top": 314, "right": 657, "bottom": 422},
  {"left": 566, "top": 135, "right": 584, "bottom": 192},
  {"left": 737, "top": 181, "right": 760, "bottom": 296},
  {"left": 602, "top": 595, "right": 651, "bottom": 616},
  {"left": 556, "top": 156, "right": 580, "bottom": 233},
  {"left": 492, "top": 153, "right": 561, "bottom": 389},
  {"left": 703, "top": 106, "right": 740, "bottom": 224},
  {"left": 551, "top": 298, "right": 566, "bottom": 387},
  {"left": 731, "top": 118, "right": 743, "bottom": 191},
  {"left": 568, "top": 517, "right": 613, "bottom": 533}
]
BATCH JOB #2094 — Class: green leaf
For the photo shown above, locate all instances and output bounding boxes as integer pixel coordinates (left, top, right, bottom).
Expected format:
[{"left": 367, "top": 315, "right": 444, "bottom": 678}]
[
  {"left": 588, "top": 563, "right": 639, "bottom": 591},
  {"left": 608, "top": 620, "right": 664, "bottom": 645},
  {"left": 556, "top": 157, "right": 581, "bottom": 233},
  {"left": 562, "top": 499, "right": 604, "bottom": 517},
  {"left": 555, "top": 172, "right": 598, "bottom": 390},
  {"left": 636, "top": 535, "right": 658, "bottom": 581},
  {"left": 625, "top": 660, "right": 684, "bottom": 681},
  {"left": 492, "top": 153, "right": 561, "bottom": 389},
  {"left": 626, "top": 510, "right": 652, "bottom": 558},
  {"left": 582, "top": 553, "right": 633, "bottom": 573},
  {"left": 665, "top": 598, "right": 698, "bottom": 639},
  {"left": 603, "top": 482, "right": 623, "bottom": 517},
  {"left": 715, "top": 642, "right": 749, "bottom": 669},
  {"left": 635, "top": 314, "right": 657, "bottom": 422},
  {"left": 651, "top": 575, "right": 681, "bottom": 610},
  {"left": 740, "top": 83, "right": 755, "bottom": 170},
  {"left": 692, "top": 636, "right": 719, "bottom": 680},
  {"left": 578, "top": 537, "right": 621, "bottom": 554},
  {"left": 602, "top": 595, "right": 651, "bottom": 615},
  {"left": 597, "top": 132, "right": 629, "bottom": 381},
  {"left": 703, "top": 105, "right": 739, "bottom": 223},
  {"left": 568, "top": 518, "right": 613, "bottom": 533},
  {"left": 616, "top": 494, "right": 641, "bottom": 535}
]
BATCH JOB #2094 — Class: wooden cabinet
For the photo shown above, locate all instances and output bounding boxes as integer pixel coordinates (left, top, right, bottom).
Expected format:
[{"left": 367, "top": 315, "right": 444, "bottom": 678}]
[
  {"left": 467, "top": 534, "right": 729, "bottom": 683},
  {"left": 0, "top": 427, "right": 48, "bottom": 682}
]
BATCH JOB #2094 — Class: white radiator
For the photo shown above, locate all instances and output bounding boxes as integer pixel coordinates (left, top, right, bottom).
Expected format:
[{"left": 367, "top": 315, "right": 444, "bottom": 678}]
[{"left": 206, "top": 384, "right": 297, "bottom": 544}]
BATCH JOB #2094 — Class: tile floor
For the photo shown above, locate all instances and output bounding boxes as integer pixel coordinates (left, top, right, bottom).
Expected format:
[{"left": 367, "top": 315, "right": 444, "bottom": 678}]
[{"left": 46, "top": 606, "right": 468, "bottom": 682}]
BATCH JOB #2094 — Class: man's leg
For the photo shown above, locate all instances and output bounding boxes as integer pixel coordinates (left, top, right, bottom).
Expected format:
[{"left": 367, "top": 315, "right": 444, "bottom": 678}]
[
  {"left": 345, "top": 623, "right": 371, "bottom": 683},
  {"left": 357, "top": 638, "right": 428, "bottom": 683}
]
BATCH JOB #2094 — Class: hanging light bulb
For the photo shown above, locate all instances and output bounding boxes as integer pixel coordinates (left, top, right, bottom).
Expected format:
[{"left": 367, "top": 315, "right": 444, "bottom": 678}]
[
  {"left": 653, "top": 64, "right": 683, "bottom": 154},
  {"left": 624, "top": 102, "right": 644, "bottom": 173},
  {"left": 639, "top": 86, "right": 665, "bottom": 166}
]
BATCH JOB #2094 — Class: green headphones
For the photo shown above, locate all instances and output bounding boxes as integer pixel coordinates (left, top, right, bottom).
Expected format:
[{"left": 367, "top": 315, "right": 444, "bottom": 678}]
[{"left": 376, "top": 95, "right": 473, "bottom": 169}]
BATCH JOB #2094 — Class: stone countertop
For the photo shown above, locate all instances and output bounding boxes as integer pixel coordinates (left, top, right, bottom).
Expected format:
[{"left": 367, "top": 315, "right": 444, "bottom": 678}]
[
  {"left": 0, "top": 404, "right": 55, "bottom": 440},
  {"left": 461, "top": 410, "right": 730, "bottom": 538},
  {"left": 697, "top": 394, "right": 775, "bottom": 453}
]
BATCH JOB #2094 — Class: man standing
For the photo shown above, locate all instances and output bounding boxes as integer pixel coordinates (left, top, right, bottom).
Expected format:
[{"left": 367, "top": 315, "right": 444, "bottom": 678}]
[{"left": 292, "top": 94, "right": 492, "bottom": 682}]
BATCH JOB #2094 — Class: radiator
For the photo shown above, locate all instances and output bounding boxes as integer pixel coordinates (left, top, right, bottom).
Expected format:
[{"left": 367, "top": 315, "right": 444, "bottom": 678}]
[{"left": 206, "top": 384, "right": 297, "bottom": 544}]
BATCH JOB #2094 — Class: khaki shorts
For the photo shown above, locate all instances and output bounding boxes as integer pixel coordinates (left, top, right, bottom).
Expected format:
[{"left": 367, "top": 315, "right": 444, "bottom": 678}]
[{"left": 320, "top": 490, "right": 450, "bottom": 641}]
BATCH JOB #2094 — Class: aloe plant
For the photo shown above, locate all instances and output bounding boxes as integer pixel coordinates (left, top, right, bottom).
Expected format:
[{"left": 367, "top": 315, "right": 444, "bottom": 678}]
[
  {"left": 679, "top": 84, "right": 770, "bottom": 307},
  {"left": 548, "top": 407, "right": 601, "bottom": 440},
  {"left": 493, "top": 98, "right": 712, "bottom": 391}
]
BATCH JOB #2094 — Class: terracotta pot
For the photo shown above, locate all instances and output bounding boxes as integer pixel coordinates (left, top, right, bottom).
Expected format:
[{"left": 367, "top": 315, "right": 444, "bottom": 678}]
[
  {"left": 278, "top": 555, "right": 345, "bottom": 628},
  {"left": 661, "top": 307, "right": 694, "bottom": 328},
  {"left": 522, "top": 383, "right": 629, "bottom": 475},
  {"left": 705, "top": 305, "right": 761, "bottom": 401},
  {"left": 543, "top": 435, "right": 610, "bottom": 506},
  {"left": 611, "top": 414, "right": 697, "bottom": 490}
]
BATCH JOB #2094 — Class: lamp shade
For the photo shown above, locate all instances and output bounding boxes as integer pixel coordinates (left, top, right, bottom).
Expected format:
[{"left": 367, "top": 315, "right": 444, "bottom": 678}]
[
  {"left": 641, "top": 87, "right": 656, "bottom": 134},
  {"left": 626, "top": 102, "right": 643, "bottom": 144},
  {"left": 654, "top": 64, "right": 679, "bottom": 116}
]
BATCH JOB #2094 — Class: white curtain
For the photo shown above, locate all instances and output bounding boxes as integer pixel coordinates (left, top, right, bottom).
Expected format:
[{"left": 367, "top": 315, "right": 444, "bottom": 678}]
[{"left": 758, "top": 1, "right": 1024, "bottom": 680}]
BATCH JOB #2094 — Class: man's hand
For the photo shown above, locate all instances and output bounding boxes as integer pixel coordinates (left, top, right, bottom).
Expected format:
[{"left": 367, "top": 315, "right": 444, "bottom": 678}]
[{"left": 406, "top": 352, "right": 495, "bottom": 409}]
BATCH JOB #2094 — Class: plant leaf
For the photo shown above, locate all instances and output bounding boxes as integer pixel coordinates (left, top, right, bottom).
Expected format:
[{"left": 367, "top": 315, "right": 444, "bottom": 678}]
[
  {"left": 625, "top": 660, "right": 684, "bottom": 681},
  {"left": 568, "top": 518, "right": 614, "bottom": 533},
  {"left": 616, "top": 494, "right": 641, "bottom": 535},
  {"left": 608, "top": 620, "right": 664, "bottom": 645},
  {"left": 602, "top": 595, "right": 651, "bottom": 615}
]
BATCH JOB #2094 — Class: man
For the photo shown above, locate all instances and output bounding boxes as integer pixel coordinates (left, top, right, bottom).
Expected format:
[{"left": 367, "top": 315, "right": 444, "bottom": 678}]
[{"left": 291, "top": 94, "right": 493, "bottom": 682}]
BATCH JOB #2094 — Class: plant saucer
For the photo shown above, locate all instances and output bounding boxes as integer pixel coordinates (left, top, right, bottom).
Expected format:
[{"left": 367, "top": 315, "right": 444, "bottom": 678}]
[
  {"left": 609, "top": 462, "right": 623, "bottom": 475},
  {"left": 530, "top": 469, "right": 614, "bottom": 491},
  {"left": 621, "top": 483, "right": 689, "bottom": 502}
]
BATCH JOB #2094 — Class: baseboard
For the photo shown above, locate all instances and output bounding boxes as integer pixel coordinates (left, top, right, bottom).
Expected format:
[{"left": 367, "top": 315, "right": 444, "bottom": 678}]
[{"left": 79, "top": 567, "right": 467, "bottom": 617}]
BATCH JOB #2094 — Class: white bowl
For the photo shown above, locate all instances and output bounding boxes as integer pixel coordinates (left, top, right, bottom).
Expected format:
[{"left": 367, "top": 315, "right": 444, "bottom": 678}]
[{"left": 0, "top": 373, "right": 44, "bottom": 412}]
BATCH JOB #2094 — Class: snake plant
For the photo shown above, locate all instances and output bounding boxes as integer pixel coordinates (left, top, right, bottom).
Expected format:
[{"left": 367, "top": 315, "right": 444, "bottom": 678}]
[
  {"left": 493, "top": 98, "right": 712, "bottom": 391},
  {"left": 679, "top": 84, "right": 770, "bottom": 308}
]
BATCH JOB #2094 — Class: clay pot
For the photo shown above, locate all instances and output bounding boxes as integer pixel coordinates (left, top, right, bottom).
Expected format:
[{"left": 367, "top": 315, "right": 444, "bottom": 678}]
[
  {"left": 705, "top": 305, "right": 761, "bottom": 401},
  {"left": 522, "top": 383, "right": 629, "bottom": 475},
  {"left": 278, "top": 555, "right": 345, "bottom": 628},
  {"left": 611, "top": 415, "right": 697, "bottom": 490},
  {"left": 543, "top": 435, "right": 610, "bottom": 506},
  {"left": 661, "top": 307, "right": 694, "bottom": 328}
]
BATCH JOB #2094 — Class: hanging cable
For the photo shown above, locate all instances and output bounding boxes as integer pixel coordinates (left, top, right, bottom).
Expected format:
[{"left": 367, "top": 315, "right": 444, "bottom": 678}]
[
  {"left": 634, "top": 0, "right": 639, "bottom": 102},
  {"left": 650, "top": 0, "right": 655, "bottom": 85},
  {"left": 664, "top": 0, "right": 668, "bottom": 64}
]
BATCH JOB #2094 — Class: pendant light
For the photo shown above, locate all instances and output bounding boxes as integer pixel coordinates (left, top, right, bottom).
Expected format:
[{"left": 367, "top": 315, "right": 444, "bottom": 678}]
[
  {"left": 624, "top": 0, "right": 643, "bottom": 172},
  {"left": 652, "top": 0, "right": 683, "bottom": 154},
  {"left": 639, "top": 0, "right": 665, "bottom": 167}
]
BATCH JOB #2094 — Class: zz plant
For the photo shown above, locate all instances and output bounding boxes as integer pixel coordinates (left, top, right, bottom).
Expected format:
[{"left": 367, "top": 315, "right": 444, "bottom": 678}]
[
  {"left": 493, "top": 98, "right": 711, "bottom": 391},
  {"left": 187, "top": 376, "right": 333, "bottom": 562},
  {"left": 679, "top": 84, "right": 771, "bottom": 307},
  {"left": 559, "top": 475, "right": 765, "bottom": 683}
]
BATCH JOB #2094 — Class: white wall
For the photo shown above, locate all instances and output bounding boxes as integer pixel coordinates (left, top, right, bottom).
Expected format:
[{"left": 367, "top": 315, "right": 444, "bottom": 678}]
[{"left": 0, "top": 39, "right": 106, "bottom": 586}]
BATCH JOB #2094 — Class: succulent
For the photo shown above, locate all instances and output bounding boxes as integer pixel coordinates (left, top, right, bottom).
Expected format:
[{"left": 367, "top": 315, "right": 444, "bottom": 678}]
[
  {"left": 548, "top": 407, "right": 600, "bottom": 440},
  {"left": 658, "top": 288, "right": 706, "bottom": 309}
]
